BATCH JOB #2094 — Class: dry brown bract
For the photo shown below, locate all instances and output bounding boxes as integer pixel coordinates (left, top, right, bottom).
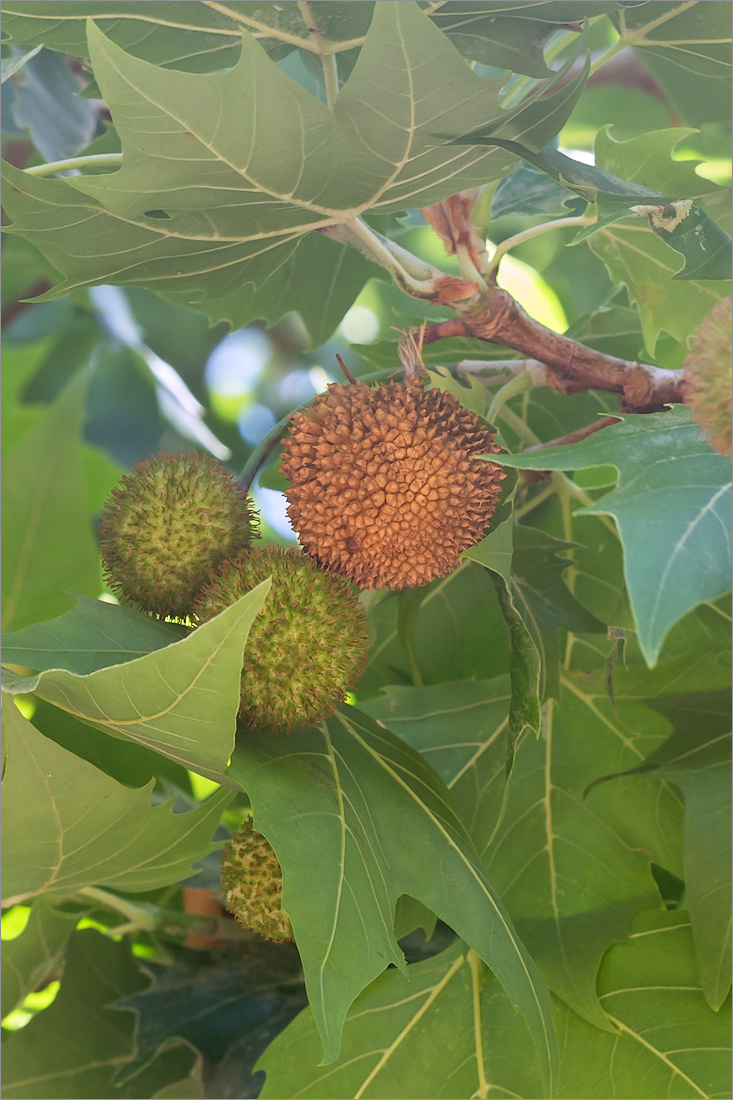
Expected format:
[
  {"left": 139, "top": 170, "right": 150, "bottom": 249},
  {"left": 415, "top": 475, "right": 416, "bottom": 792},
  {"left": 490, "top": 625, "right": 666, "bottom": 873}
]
[{"left": 281, "top": 379, "right": 505, "bottom": 589}]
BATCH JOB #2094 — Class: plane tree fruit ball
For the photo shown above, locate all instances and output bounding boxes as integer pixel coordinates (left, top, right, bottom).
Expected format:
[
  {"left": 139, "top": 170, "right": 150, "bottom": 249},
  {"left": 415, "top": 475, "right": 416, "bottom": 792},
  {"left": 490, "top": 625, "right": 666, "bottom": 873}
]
[
  {"left": 100, "top": 451, "right": 259, "bottom": 620},
  {"left": 281, "top": 378, "right": 506, "bottom": 590},
  {"left": 192, "top": 545, "right": 370, "bottom": 733},
  {"left": 221, "top": 819, "right": 292, "bottom": 943},
  {"left": 683, "top": 297, "right": 732, "bottom": 458}
]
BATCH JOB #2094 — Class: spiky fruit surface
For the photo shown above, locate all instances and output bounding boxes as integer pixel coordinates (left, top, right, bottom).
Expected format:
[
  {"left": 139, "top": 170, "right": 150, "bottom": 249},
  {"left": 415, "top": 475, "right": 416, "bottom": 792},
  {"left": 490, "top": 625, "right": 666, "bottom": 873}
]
[
  {"left": 100, "top": 451, "right": 258, "bottom": 620},
  {"left": 192, "top": 546, "right": 370, "bottom": 732},
  {"left": 683, "top": 298, "right": 732, "bottom": 458},
  {"left": 281, "top": 380, "right": 505, "bottom": 589},
  {"left": 221, "top": 819, "right": 292, "bottom": 942}
]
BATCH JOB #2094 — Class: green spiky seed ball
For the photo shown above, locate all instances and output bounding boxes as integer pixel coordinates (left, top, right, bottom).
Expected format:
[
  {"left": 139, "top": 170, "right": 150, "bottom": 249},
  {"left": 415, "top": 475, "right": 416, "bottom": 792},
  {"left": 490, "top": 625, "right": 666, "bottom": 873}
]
[
  {"left": 221, "top": 819, "right": 292, "bottom": 942},
  {"left": 683, "top": 298, "right": 732, "bottom": 458},
  {"left": 192, "top": 546, "right": 370, "bottom": 732},
  {"left": 100, "top": 451, "right": 259, "bottom": 619}
]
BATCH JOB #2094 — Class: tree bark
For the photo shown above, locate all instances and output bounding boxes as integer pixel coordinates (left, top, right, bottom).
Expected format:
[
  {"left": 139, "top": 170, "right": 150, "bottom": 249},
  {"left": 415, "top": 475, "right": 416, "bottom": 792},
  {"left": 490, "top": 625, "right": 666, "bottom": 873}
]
[{"left": 421, "top": 287, "right": 685, "bottom": 412}]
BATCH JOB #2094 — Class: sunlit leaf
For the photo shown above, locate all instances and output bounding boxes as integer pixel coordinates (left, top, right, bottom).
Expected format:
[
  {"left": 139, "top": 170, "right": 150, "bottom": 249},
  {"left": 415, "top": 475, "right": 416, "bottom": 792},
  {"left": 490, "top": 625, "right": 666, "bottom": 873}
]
[
  {"left": 2, "top": 596, "right": 186, "bottom": 676},
  {"left": 1, "top": 702, "right": 232, "bottom": 905},
  {"left": 1, "top": 897, "right": 78, "bottom": 1019},
  {"left": 588, "top": 127, "right": 732, "bottom": 350},
  {"left": 1, "top": 585, "right": 270, "bottom": 783}
]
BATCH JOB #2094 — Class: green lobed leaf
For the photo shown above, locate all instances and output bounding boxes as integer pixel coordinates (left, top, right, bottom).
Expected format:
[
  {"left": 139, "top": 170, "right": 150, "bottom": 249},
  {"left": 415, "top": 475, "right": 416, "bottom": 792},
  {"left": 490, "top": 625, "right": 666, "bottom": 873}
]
[
  {"left": 459, "top": 478, "right": 542, "bottom": 754},
  {"left": 614, "top": 719, "right": 732, "bottom": 1011},
  {"left": 0, "top": 2, "right": 376, "bottom": 72},
  {"left": 359, "top": 677, "right": 513, "bottom": 855},
  {"left": 361, "top": 673, "right": 685, "bottom": 1031},
  {"left": 588, "top": 219, "right": 730, "bottom": 353},
  {"left": 7, "top": 46, "right": 99, "bottom": 163},
  {"left": 0, "top": 929, "right": 147, "bottom": 1100},
  {"left": 0, "top": 702, "right": 233, "bottom": 905},
  {"left": 358, "top": 560, "right": 509, "bottom": 699},
  {"left": 511, "top": 526, "right": 605, "bottom": 700},
  {"left": 498, "top": 408, "right": 733, "bottom": 667},
  {"left": 227, "top": 707, "right": 559, "bottom": 1088},
  {"left": 613, "top": 0, "right": 733, "bottom": 77},
  {"left": 1, "top": 2, "right": 589, "bottom": 329},
  {"left": 257, "top": 941, "right": 545, "bottom": 1100},
  {"left": 0, "top": 0, "right": 612, "bottom": 79},
  {"left": 593, "top": 126, "right": 726, "bottom": 201},
  {"left": 1, "top": 897, "right": 78, "bottom": 1019},
  {"left": 449, "top": 128, "right": 732, "bottom": 289},
  {"left": 590, "top": 126, "right": 732, "bottom": 280},
  {"left": 2, "top": 596, "right": 186, "bottom": 675},
  {"left": 633, "top": 45, "right": 732, "bottom": 129},
  {"left": 1, "top": 585, "right": 270, "bottom": 783},
  {"left": 428, "top": 1, "right": 613, "bottom": 79},
  {"left": 259, "top": 907, "right": 732, "bottom": 1100},
  {"left": 158, "top": 202, "right": 386, "bottom": 347},
  {"left": 587, "top": 127, "right": 732, "bottom": 351},
  {"left": 30, "top": 698, "right": 194, "bottom": 792},
  {"left": 557, "top": 908, "right": 733, "bottom": 1098},
  {"left": 1, "top": 369, "right": 101, "bottom": 634}
]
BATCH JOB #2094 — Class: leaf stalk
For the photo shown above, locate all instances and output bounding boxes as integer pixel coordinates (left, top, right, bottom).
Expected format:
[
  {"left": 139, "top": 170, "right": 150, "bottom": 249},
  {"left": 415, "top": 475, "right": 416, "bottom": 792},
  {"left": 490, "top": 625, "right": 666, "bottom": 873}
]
[{"left": 23, "top": 154, "right": 123, "bottom": 177}]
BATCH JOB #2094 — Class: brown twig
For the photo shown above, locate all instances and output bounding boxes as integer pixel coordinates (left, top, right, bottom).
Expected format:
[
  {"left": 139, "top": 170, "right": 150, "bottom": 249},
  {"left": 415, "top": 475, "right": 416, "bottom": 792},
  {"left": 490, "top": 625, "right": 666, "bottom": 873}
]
[
  {"left": 525, "top": 415, "right": 622, "bottom": 451},
  {"left": 421, "top": 287, "right": 685, "bottom": 412}
]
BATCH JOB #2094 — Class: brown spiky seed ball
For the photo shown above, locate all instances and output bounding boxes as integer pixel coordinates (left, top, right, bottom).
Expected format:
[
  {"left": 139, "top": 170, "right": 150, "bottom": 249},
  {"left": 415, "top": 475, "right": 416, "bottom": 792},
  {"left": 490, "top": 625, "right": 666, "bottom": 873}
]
[
  {"left": 221, "top": 819, "right": 292, "bottom": 943},
  {"left": 100, "top": 451, "right": 258, "bottom": 620},
  {"left": 281, "top": 379, "right": 505, "bottom": 589},
  {"left": 192, "top": 546, "right": 370, "bottom": 732},
  {"left": 683, "top": 298, "right": 732, "bottom": 458}
]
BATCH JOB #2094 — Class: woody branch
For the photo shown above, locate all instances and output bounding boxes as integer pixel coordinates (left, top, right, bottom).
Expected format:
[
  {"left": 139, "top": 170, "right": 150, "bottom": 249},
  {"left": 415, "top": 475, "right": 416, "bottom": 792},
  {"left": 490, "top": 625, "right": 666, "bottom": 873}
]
[
  {"left": 420, "top": 287, "right": 685, "bottom": 412},
  {"left": 412, "top": 193, "right": 686, "bottom": 414}
]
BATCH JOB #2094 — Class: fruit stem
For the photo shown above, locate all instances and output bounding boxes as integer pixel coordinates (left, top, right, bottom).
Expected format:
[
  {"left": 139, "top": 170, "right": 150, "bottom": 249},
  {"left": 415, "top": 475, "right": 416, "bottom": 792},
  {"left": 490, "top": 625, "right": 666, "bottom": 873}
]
[
  {"left": 239, "top": 413, "right": 292, "bottom": 496},
  {"left": 336, "top": 353, "right": 358, "bottom": 385}
]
